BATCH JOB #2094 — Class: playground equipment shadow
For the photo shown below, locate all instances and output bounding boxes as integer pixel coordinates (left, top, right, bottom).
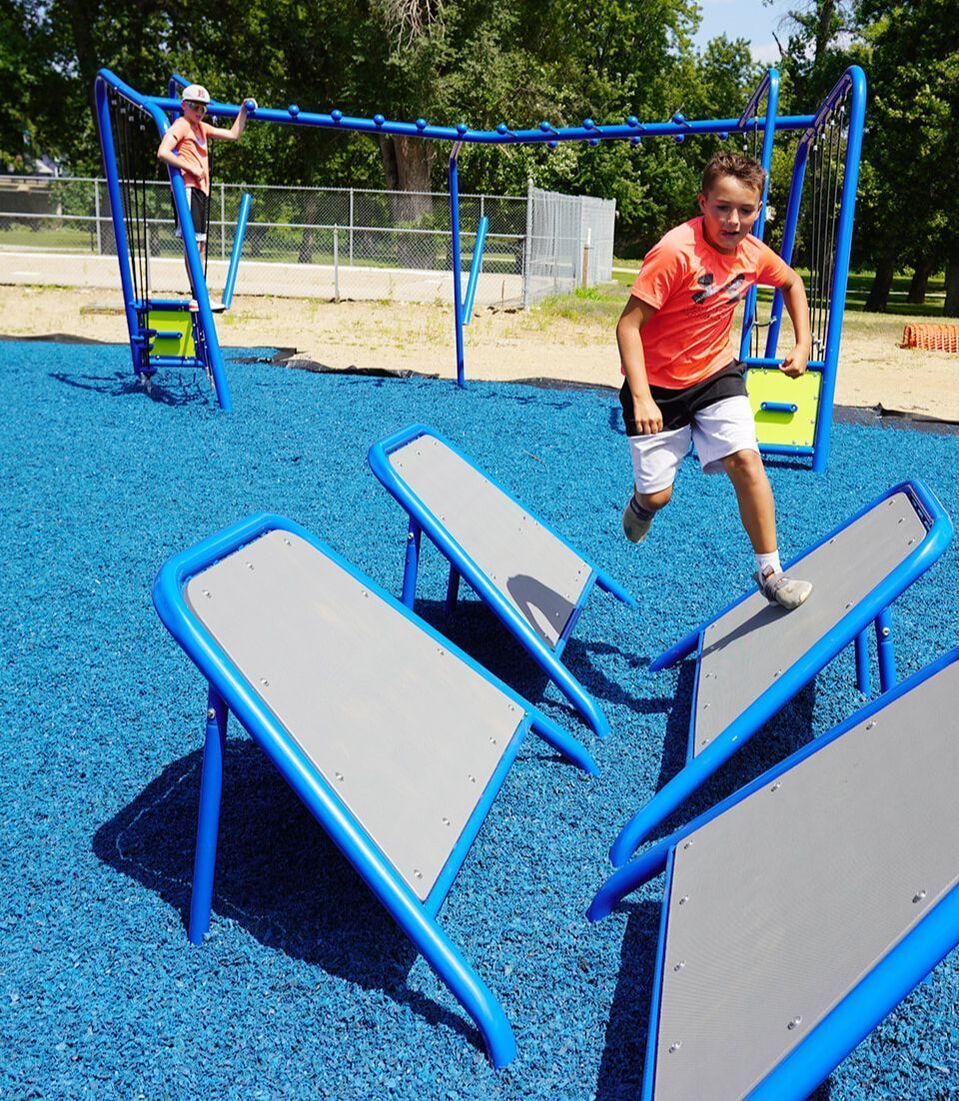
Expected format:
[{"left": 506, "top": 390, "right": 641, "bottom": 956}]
[{"left": 3, "top": 339, "right": 957, "bottom": 1100}]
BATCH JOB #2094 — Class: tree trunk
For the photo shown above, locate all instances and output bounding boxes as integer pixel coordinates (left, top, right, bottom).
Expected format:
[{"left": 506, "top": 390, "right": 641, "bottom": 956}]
[
  {"left": 864, "top": 256, "right": 896, "bottom": 312},
  {"left": 298, "top": 191, "right": 322, "bottom": 264},
  {"left": 945, "top": 257, "right": 959, "bottom": 317},
  {"left": 907, "top": 258, "right": 933, "bottom": 304},
  {"left": 378, "top": 136, "right": 436, "bottom": 268}
]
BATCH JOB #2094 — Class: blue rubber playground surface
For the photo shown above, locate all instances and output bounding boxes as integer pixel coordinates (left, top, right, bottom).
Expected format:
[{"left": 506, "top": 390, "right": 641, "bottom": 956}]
[{"left": 3, "top": 339, "right": 958, "bottom": 1099}]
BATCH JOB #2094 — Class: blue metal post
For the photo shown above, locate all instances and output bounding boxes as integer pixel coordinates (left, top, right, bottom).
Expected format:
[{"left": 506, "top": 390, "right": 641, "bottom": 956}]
[
  {"left": 461, "top": 215, "right": 488, "bottom": 325},
  {"left": 764, "top": 141, "right": 810, "bottom": 359},
  {"left": 812, "top": 67, "right": 867, "bottom": 474},
  {"left": 875, "top": 605, "right": 896, "bottom": 692},
  {"left": 94, "top": 79, "right": 145, "bottom": 378},
  {"left": 189, "top": 684, "right": 228, "bottom": 944},
  {"left": 738, "top": 70, "right": 780, "bottom": 361},
  {"left": 448, "top": 145, "right": 466, "bottom": 387},
  {"left": 402, "top": 518, "right": 421, "bottom": 609},
  {"left": 221, "top": 192, "right": 252, "bottom": 309},
  {"left": 445, "top": 565, "right": 461, "bottom": 614},
  {"left": 854, "top": 629, "right": 871, "bottom": 694}
]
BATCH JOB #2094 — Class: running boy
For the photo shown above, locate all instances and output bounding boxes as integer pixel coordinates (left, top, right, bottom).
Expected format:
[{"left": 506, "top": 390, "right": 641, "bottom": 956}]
[
  {"left": 617, "top": 152, "right": 813, "bottom": 610},
  {"left": 156, "top": 84, "right": 256, "bottom": 284}
]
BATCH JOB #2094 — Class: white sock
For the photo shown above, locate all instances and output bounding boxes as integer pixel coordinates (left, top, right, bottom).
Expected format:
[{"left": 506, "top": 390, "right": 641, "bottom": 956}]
[{"left": 755, "top": 550, "right": 782, "bottom": 577}]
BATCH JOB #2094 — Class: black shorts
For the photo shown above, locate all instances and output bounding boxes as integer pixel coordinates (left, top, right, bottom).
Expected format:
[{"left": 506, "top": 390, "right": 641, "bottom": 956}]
[
  {"left": 620, "top": 360, "right": 748, "bottom": 434},
  {"left": 173, "top": 186, "right": 208, "bottom": 241}
]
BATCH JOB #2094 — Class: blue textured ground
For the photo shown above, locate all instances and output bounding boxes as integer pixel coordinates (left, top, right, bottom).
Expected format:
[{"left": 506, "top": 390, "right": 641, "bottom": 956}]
[{"left": 2, "top": 341, "right": 958, "bottom": 1100}]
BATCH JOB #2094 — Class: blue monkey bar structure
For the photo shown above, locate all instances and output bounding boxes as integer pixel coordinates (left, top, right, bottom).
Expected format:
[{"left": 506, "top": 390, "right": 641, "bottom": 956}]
[{"left": 95, "top": 66, "right": 865, "bottom": 470}]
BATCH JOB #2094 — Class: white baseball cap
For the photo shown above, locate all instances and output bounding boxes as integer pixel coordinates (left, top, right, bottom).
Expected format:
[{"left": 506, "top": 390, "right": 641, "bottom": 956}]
[{"left": 181, "top": 84, "right": 211, "bottom": 105}]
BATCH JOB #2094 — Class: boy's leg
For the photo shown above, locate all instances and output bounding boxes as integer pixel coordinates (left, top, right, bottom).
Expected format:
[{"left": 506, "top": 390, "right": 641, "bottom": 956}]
[
  {"left": 622, "top": 432, "right": 689, "bottom": 543},
  {"left": 693, "top": 396, "right": 813, "bottom": 610}
]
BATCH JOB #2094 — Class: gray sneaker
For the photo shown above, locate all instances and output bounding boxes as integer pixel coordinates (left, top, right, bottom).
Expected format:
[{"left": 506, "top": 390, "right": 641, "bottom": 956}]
[
  {"left": 622, "top": 492, "right": 653, "bottom": 544},
  {"left": 755, "top": 565, "right": 813, "bottom": 611}
]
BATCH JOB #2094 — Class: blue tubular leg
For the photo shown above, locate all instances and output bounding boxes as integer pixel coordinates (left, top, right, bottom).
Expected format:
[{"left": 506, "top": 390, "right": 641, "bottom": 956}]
[
  {"left": 529, "top": 708, "right": 599, "bottom": 775},
  {"left": 462, "top": 215, "right": 488, "bottom": 324},
  {"left": 595, "top": 569, "right": 639, "bottom": 608},
  {"left": 855, "top": 629, "right": 871, "bottom": 694},
  {"left": 448, "top": 146, "right": 466, "bottom": 387},
  {"left": 875, "top": 606, "right": 896, "bottom": 692},
  {"left": 189, "top": 685, "right": 228, "bottom": 944},
  {"left": 402, "top": 519, "right": 421, "bottom": 609},
  {"left": 445, "top": 564, "right": 461, "bottom": 613},
  {"left": 221, "top": 192, "right": 252, "bottom": 309}
]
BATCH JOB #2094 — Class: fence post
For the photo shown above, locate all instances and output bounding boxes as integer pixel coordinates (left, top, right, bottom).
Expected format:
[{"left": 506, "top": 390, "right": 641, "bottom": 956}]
[
  {"left": 220, "top": 184, "right": 226, "bottom": 261},
  {"left": 522, "top": 178, "right": 533, "bottom": 310},
  {"left": 582, "top": 225, "right": 592, "bottom": 288},
  {"left": 94, "top": 179, "right": 102, "bottom": 255},
  {"left": 333, "top": 224, "right": 340, "bottom": 302},
  {"left": 349, "top": 188, "right": 354, "bottom": 264}
]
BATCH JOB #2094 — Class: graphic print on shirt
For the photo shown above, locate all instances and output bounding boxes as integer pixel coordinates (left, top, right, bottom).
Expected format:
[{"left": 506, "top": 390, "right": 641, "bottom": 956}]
[{"left": 692, "top": 271, "right": 746, "bottom": 305}]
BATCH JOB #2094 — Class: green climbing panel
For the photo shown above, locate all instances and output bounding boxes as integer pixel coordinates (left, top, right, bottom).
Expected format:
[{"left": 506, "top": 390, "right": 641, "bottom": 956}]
[
  {"left": 747, "top": 367, "right": 822, "bottom": 449},
  {"left": 148, "top": 310, "right": 195, "bottom": 359}
]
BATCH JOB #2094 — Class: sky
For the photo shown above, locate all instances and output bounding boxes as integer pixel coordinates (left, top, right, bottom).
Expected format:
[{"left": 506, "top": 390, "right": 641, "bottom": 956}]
[{"left": 694, "top": 0, "right": 792, "bottom": 64}]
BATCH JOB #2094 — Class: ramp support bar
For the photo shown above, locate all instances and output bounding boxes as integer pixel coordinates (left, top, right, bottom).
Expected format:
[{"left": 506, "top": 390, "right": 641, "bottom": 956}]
[
  {"left": 221, "top": 192, "right": 252, "bottom": 309},
  {"left": 402, "top": 519, "right": 422, "bottom": 608},
  {"left": 855, "top": 629, "right": 870, "bottom": 694},
  {"left": 876, "top": 605, "right": 896, "bottom": 692},
  {"left": 189, "top": 684, "right": 229, "bottom": 944},
  {"left": 446, "top": 565, "right": 461, "bottom": 613}
]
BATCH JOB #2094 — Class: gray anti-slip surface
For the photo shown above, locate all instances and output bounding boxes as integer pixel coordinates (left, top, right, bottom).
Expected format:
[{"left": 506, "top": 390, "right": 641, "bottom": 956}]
[
  {"left": 694, "top": 492, "right": 927, "bottom": 755},
  {"left": 391, "top": 434, "right": 592, "bottom": 649},
  {"left": 653, "top": 657, "right": 959, "bottom": 1101},
  {"left": 185, "top": 530, "right": 523, "bottom": 902}
]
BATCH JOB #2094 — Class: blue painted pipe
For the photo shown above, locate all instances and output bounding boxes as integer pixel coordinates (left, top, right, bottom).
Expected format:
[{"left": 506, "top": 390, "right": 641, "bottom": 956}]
[
  {"left": 461, "top": 215, "right": 488, "bottom": 325},
  {"left": 189, "top": 685, "right": 228, "bottom": 944},
  {"left": 221, "top": 192, "right": 252, "bottom": 309},
  {"left": 761, "top": 401, "right": 798, "bottom": 414}
]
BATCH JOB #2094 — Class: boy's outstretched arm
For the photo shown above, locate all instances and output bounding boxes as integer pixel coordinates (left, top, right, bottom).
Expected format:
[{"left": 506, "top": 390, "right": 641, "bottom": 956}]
[
  {"left": 617, "top": 295, "right": 662, "bottom": 434},
  {"left": 779, "top": 268, "right": 811, "bottom": 377},
  {"left": 205, "top": 97, "right": 257, "bottom": 142}
]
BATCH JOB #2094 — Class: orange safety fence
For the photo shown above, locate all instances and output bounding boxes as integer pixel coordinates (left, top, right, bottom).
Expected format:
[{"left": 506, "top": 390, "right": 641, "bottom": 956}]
[{"left": 901, "top": 323, "right": 959, "bottom": 353}]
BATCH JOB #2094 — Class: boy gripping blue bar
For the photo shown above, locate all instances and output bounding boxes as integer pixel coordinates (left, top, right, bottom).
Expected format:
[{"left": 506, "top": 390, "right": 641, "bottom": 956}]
[
  {"left": 369, "top": 423, "right": 636, "bottom": 738},
  {"left": 589, "top": 646, "right": 959, "bottom": 1101},
  {"left": 221, "top": 192, "right": 252, "bottom": 310},
  {"left": 611, "top": 478, "right": 951, "bottom": 865},
  {"left": 153, "top": 513, "right": 597, "bottom": 1068}
]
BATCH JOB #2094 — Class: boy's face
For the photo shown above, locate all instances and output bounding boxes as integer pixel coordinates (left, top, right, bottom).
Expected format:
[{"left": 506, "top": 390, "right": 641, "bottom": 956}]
[
  {"left": 182, "top": 101, "right": 207, "bottom": 124},
  {"left": 698, "top": 175, "right": 762, "bottom": 254}
]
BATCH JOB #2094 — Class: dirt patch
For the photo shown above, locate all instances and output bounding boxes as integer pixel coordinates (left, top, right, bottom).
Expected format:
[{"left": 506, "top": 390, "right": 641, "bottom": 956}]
[{"left": 1, "top": 284, "right": 955, "bottom": 420}]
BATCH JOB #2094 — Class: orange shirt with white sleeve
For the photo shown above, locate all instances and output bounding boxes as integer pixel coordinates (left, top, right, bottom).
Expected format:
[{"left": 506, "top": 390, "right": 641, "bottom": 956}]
[
  {"left": 630, "top": 216, "right": 792, "bottom": 389},
  {"left": 166, "top": 117, "right": 211, "bottom": 194}
]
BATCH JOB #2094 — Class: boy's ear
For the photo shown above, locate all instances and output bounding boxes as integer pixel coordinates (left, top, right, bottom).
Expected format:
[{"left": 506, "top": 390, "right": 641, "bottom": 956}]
[{"left": 697, "top": 192, "right": 707, "bottom": 213}]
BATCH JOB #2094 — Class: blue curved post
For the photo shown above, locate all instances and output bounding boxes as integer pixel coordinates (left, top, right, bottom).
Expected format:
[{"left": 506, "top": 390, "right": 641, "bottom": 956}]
[
  {"left": 462, "top": 215, "right": 488, "bottom": 325},
  {"left": 221, "top": 192, "right": 252, "bottom": 309},
  {"left": 189, "top": 684, "right": 228, "bottom": 944}
]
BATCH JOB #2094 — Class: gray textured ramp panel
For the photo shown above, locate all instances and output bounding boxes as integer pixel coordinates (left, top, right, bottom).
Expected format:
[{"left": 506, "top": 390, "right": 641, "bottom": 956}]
[
  {"left": 694, "top": 492, "right": 926, "bottom": 755},
  {"left": 653, "top": 658, "right": 959, "bottom": 1101},
  {"left": 185, "top": 531, "right": 522, "bottom": 902},
  {"left": 392, "top": 435, "right": 591, "bottom": 649}
]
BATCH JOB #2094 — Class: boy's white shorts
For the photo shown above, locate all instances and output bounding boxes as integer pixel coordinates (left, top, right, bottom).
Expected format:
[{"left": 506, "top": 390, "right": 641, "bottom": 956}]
[{"left": 626, "top": 395, "right": 759, "bottom": 494}]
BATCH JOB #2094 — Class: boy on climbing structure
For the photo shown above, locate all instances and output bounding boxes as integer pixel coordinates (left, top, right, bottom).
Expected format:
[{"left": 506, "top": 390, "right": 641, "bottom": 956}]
[
  {"left": 617, "top": 151, "right": 813, "bottom": 610},
  {"left": 156, "top": 84, "right": 256, "bottom": 287}
]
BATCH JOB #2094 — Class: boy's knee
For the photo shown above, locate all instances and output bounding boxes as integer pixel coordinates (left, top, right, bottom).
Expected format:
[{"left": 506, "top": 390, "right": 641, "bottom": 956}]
[
  {"left": 723, "top": 449, "right": 766, "bottom": 485},
  {"left": 637, "top": 485, "right": 673, "bottom": 512}
]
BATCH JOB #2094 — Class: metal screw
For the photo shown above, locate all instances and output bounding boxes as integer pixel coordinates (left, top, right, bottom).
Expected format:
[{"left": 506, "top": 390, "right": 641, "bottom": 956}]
[
  {"left": 442, "top": 817, "right": 452, "bottom": 827},
  {"left": 246, "top": 562, "right": 254, "bottom": 570},
  {"left": 682, "top": 841, "right": 693, "bottom": 850},
  {"left": 284, "top": 538, "right": 292, "bottom": 545},
  {"left": 673, "top": 960, "right": 686, "bottom": 972},
  {"left": 678, "top": 895, "right": 689, "bottom": 906},
  {"left": 913, "top": 890, "right": 927, "bottom": 904},
  {"left": 207, "top": 708, "right": 216, "bottom": 720},
  {"left": 845, "top": 602, "right": 853, "bottom": 610},
  {"left": 787, "top": 1017, "right": 802, "bottom": 1030},
  {"left": 866, "top": 721, "right": 877, "bottom": 731},
  {"left": 771, "top": 782, "right": 782, "bottom": 792},
  {"left": 202, "top": 589, "right": 212, "bottom": 599},
  {"left": 260, "top": 678, "right": 270, "bottom": 687},
  {"left": 668, "top": 1042, "right": 682, "bottom": 1054},
  {"left": 334, "top": 771, "right": 344, "bottom": 782},
  {"left": 413, "top": 869, "right": 422, "bottom": 879},
  {"left": 881, "top": 627, "right": 890, "bottom": 637},
  {"left": 467, "top": 774, "right": 476, "bottom": 783}
]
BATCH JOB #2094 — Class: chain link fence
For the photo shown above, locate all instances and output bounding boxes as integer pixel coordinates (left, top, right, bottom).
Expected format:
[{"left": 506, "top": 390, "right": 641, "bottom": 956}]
[{"left": 0, "top": 175, "right": 614, "bottom": 307}]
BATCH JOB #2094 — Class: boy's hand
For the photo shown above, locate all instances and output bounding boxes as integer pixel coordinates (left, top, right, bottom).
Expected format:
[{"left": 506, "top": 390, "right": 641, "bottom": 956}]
[
  {"left": 632, "top": 395, "right": 663, "bottom": 435},
  {"left": 780, "top": 343, "right": 810, "bottom": 378}
]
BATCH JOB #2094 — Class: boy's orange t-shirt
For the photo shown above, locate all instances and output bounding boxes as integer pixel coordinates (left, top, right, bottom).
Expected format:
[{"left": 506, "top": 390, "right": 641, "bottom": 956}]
[
  {"left": 167, "top": 117, "right": 212, "bottom": 193},
  {"left": 630, "top": 216, "right": 792, "bottom": 389}
]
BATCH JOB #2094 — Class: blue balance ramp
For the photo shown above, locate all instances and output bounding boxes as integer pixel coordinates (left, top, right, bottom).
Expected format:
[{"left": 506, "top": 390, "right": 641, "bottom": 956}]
[
  {"left": 589, "top": 645, "right": 959, "bottom": 1101},
  {"left": 610, "top": 479, "right": 952, "bottom": 865},
  {"left": 368, "top": 424, "right": 636, "bottom": 738},
  {"left": 152, "top": 513, "right": 599, "bottom": 1068}
]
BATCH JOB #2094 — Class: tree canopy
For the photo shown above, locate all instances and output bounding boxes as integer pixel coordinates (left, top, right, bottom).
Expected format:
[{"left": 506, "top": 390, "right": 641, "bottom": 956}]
[{"left": 7, "top": 0, "right": 957, "bottom": 305}]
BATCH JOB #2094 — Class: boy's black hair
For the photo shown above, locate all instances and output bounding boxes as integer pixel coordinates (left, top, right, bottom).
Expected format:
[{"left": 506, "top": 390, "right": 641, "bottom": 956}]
[{"left": 701, "top": 152, "right": 766, "bottom": 197}]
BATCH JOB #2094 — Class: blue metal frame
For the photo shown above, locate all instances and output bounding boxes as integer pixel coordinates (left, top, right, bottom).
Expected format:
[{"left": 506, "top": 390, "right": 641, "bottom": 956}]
[
  {"left": 369, "top": 423, "right": 636, "bottom": 738},
  {"left": 589, "top": 645, "right": 959, "bottom": 1101},
  {"left": 610, "top": 478, "right": 952, "bottom": 865},
  {"left": 221, "top": 191, "right": 252, "bottom": 309},
  {"left": 94, "top": 68, "right": 233, "bottom": 410},
  {"left": 749, "top": 65, "right": 867, "bottom": 473},
  {"left": 738, "top": 69, "right": 781, "bottom": 362},
  {"left": 152, "top": 512, "right": 598, "bottom": 1068}
]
